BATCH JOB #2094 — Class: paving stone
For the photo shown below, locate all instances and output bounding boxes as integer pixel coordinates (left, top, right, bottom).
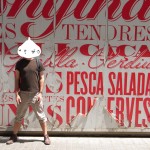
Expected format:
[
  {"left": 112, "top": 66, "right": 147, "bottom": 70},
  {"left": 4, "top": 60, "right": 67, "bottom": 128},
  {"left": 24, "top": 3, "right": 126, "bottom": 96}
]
[{"left": 0, "top": 136, "right": 150, "bottom": 150}]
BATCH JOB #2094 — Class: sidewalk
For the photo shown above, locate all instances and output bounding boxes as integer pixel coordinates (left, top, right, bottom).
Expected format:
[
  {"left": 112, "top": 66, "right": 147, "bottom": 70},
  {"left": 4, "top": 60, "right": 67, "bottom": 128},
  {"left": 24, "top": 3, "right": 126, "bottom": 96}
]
[{"left": 0, "top": 136, "right": 150, "bottom": 150}]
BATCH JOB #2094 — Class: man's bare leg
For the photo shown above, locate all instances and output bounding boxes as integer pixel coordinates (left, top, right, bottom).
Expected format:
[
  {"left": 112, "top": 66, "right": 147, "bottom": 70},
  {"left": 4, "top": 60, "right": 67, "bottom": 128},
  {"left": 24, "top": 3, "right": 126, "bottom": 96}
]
[
  {"left": 6, "top": 122, "right": 21, "bottom": 144},
  {"left": 40, "top": 121, "right": 48, "bottom": 135},
  {"left": 40, "top": 121, "right": 51, "bottom": 145},
  {"left": 13, "top": 122, "right": 22, "bottom": 134}
]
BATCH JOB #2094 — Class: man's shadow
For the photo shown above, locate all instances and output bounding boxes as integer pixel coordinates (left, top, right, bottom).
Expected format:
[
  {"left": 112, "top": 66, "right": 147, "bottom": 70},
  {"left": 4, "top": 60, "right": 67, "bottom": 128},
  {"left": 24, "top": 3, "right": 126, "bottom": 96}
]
[
  {"left": 17, "top": 137, "right": 43, "bottom": 143},
  {"left": 0, "top": 121, "right": 44, "bottom": 144},
  {"left": 0, "top": 136, "right": 43, "bottom": 144}
]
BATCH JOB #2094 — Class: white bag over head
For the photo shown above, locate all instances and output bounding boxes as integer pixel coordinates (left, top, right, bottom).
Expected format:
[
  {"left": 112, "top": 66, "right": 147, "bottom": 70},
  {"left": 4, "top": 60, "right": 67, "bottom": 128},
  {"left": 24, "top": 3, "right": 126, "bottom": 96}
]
[{"left": 18, "top": 37, "right": 41, "bottom": 58}]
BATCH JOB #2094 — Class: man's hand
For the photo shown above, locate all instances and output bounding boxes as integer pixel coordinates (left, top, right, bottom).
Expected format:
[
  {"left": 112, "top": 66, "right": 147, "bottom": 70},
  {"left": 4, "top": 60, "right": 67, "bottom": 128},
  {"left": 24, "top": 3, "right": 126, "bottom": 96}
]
[
  {"left": 16, "top": 94, "right": 21, "bottom": 104},
  {"left": 37, "top": 92, "right": 43, "bottom": 102}
]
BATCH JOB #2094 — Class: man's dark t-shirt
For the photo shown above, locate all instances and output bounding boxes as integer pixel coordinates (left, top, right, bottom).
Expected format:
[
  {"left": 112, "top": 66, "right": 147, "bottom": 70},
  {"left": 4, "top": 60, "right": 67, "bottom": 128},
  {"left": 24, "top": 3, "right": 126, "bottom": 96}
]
[{"left": 15, "top": 58, "right": 45, "bottom": 92}]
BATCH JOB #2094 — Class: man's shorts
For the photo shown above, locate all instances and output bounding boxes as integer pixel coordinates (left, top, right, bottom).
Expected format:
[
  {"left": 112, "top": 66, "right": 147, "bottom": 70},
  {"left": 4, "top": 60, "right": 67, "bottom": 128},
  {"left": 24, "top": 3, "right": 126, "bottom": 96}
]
[{"left": 15, "top": 91, "right": 47, "bottom": 123}]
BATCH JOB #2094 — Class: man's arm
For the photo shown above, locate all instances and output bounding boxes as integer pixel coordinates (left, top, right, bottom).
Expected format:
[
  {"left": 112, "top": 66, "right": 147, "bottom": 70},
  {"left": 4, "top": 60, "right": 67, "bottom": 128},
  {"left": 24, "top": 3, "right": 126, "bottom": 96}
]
[
  {"left": 15, "top": 70, "right": 20, "bottom": 93},
  {"left": 39, "top": 71, "right": 44, "bottom": 93},
  {"left": 37, "top": 71, "right": 44, "bottom": 101},
  {"left": 15, "top": 70, "right": 21, "bottom": 104}
]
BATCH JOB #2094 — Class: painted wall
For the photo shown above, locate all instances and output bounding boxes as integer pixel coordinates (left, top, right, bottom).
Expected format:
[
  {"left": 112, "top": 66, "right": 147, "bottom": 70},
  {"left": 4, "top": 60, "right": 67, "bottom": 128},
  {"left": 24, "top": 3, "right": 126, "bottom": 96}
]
[{"left": 0, "top": 0, "right": 150, "bottom": 133}]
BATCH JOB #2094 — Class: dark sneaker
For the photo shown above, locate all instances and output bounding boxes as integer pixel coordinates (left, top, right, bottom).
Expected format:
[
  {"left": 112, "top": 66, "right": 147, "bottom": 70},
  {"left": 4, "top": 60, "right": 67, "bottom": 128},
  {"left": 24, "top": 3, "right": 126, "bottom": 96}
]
[
  {"left": 6, "top": 134, "right": 18, "bottom": 145},
  {"left": 44, "top": 134, "right": 51, "bottom": 145}
]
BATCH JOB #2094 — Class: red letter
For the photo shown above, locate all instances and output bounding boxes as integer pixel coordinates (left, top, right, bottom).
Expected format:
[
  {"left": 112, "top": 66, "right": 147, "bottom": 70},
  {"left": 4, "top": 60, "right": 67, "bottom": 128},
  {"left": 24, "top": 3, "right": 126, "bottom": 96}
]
[
  {"left": 135, "top": 98, "right": 142, "bottom": 127},
  {"left": 66, "top": 96, "right": 75, "bottom": 124},
  {"left": 116, "top": 97, "right": 124, "bottom": 126},
  {"left": 67, "top": 72, "right": 74, "bottom": 94}
]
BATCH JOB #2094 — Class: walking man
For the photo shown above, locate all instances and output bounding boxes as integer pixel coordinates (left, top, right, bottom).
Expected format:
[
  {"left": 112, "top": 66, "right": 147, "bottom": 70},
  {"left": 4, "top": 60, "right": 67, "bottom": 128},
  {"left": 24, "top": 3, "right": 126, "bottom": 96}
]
[{"left": 6, "top": 38, "right": 50, "bottom": 145}]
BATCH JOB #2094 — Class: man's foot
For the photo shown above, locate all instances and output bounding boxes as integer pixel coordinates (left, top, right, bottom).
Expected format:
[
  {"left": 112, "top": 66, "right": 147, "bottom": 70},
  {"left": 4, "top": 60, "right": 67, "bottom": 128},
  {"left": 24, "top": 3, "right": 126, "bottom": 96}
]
[
  {"left": 44, "top": 134, "right": 51, "bottom": 145},
  {"left": 6, "top": 134, "right": 18, "bottom": 145}
]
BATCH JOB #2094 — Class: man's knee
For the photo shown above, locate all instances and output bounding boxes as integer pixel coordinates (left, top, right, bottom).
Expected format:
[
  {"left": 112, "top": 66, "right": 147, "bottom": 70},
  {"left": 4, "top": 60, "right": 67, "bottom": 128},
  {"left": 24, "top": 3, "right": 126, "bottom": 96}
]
[{"left": 39, "top": 118, "right": 47, "bottom": 124}]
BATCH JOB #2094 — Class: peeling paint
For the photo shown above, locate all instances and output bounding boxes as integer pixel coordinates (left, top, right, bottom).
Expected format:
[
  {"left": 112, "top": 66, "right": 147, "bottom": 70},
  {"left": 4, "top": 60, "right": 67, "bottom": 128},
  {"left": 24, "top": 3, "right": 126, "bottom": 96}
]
[
  {"left": 104, "top": 107, "right": 128, "bottom": 128},
  {"left": 62, "top": 97, "right": 131, "bottom": 130},
  {"left": 64, "top": 97, "right": 106, "bottom": 130}
]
